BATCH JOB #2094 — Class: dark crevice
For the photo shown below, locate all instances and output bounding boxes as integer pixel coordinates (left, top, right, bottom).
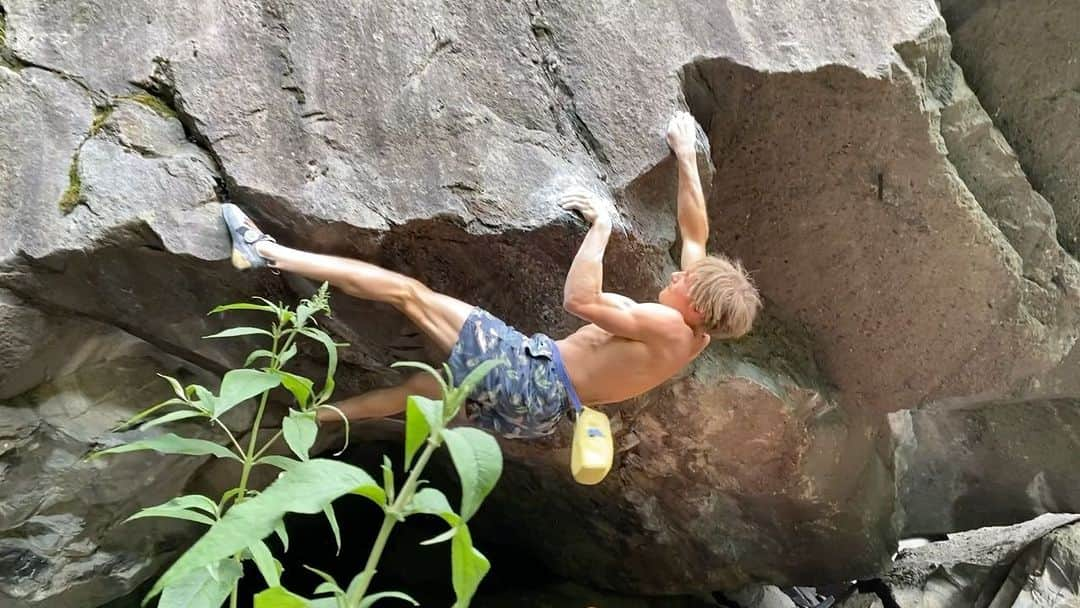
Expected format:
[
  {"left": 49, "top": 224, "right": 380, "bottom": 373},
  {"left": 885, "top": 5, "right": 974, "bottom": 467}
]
[
  {"left": 854, "top": 579, "right": 901, "bottom": 608},
  {"left": 523, "top": 1, "right": 610, "bottom": 171},
  {"left": 134, "top": 60, "right": 233, "bottom": 209},
  {"left": 684, "top": 59, "right": 723, "bottom": 135}
]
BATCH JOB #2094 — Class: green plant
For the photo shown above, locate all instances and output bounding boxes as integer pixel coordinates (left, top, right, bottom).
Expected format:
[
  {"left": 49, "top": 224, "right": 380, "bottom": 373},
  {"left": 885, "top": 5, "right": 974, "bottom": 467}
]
[
  {"left": 58, "top": 155, "right": 81, "bottom": 214},
  {"left": 122, "top": 92, "right": 178, "bottom": 119},
  {"left": 96, "top": 285, "right": 504, "bottom": 607}
]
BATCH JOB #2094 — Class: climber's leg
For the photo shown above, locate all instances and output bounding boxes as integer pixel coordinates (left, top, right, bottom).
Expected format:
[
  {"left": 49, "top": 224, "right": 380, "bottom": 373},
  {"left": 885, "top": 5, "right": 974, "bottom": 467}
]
[
  {"left": 221, "top": 203, "right": 471, "bottom": 352},
  {"left": 258, "top": 241, "right": 472, "bottom": 353},
  {"left": 317, "top": 371, "right": 441, "bottom": 422}
]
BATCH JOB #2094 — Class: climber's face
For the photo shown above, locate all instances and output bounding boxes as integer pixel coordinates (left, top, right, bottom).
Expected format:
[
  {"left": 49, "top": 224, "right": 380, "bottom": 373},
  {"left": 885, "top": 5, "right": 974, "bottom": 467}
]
[{"left": 659, "top": 271, "right": 702, "bottom": 326}]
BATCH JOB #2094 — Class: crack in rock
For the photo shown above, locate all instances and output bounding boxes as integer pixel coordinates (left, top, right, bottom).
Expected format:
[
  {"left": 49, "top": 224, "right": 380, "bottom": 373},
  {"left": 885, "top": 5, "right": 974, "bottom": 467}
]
[{"left": 524, "top": 0, "right": 610, "bottom": 170}]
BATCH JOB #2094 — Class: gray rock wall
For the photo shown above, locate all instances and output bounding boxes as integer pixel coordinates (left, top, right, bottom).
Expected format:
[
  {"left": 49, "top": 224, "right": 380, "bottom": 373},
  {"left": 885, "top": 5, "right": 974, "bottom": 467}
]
[{"left": 2, "top": 0, "right": 1080, "bottom": 605}]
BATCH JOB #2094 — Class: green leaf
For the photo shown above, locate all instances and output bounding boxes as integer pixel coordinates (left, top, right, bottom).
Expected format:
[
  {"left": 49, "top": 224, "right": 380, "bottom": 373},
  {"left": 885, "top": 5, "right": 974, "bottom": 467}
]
[
  {"left": 127, "top": 506, "right": 214, "bottom": 527},
  {"left": 440, "top": 427, "right": 503, "bottom": 521},
  {"left": 314, "top": 581, "right": 337, "bottom": 595},
  {"left": 253, "top": 586, "right": 307, "bottom": 608},
  {"left": 274, "top": 370, "right": 315, "bottom": 409},
  {"left": 274, "top": 521, "right": 290, "bottom": 552},
  {"left": 191, "top": 385, "right": 217, "bottom": 414},
  {"left": 359, "top": 591, "right": 419, "bottom": 608},
  {"left": 149, "top": 459, "right": 381, "bottom": 600},
  {"left": 249, "top": 539, "right": 281, "bottom": 588},
  {"left": 298, "top": 327, "right": 343, "bottom": 401},
  {"left": 408, "top": 488, "right": 460, "bottom": 545},
  {"left": 282, "top": 410, "right": 318, "bottom": 461},
  {"left": 404, "top": 396, "right": 443, "bottom": 470},
  {"left": 204, "top": 326, "right": 273, "bottom": 340},
  {"left": 444, "top": 359, "right": 505, "bottom": 422},
  {"left": 157, "top": 558, "right": 241, "bottom": 608},
  {"left": 245, "top": 349, "right": 277, "bottom": 367},
  {"left": 303, "top": 564, "right": 343, "bottom": 596},
  {"left": 420, "top": 526, "right": 458, "bottom": 546},
  {"left": 159, "top": 373, "right": 187, "bottom": 399},
  {"left": 407, "top": 488, "right": 456, "bottom": 521},
  {"left": 391, "top": 361, "right": 448, "bottom": 396},
  {"left": 126, "top": 495, "right": 219, "bottom": 527},
  {"left": 214, "top": 369, "right": 281, "bottom": 418},
  {"left": 381, "top": 456, "right": 395, "bottom": 503},
  {"left": 295, "top": 302, "right": 318, "bottom": 330},
  {"left": 352, "top": 483, "right": 388, "bottom": 508},
  {"left": 167, "top": 494, "right": 220, "bottom": 517},
  {"left": 94, "top": 433, "right": 240, "bottom": 461},
  {"left": 113, "top": 397, "right": 187, "bottom": 430},
  {"left": 450, "top": 523, "right": 490, "bottom": 607},
  {"left": 139, "top": 409, "right": 204, "bottom": 430},
  {"left": 323, "top": 504, "right": 342, "bottom": 555},
  {"left": 209, "top": 301, "right": 277, "bottom": 315},
  {"left": 258, "top": 455, "right": 300, "bottom": 471},
  {"left": 278, "top": 342, "right": 299, "bottom": 367}
]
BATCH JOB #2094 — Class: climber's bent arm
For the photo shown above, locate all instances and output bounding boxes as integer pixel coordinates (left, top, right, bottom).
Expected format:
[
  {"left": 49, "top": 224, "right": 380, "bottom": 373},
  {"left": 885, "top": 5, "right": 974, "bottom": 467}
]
[{"left": 561, "top": 211, "right": 680, "bottom": 341}]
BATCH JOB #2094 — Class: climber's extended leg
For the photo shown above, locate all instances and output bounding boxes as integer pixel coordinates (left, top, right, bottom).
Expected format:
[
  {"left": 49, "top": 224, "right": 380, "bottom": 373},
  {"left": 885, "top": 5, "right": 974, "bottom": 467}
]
[
  {"left": 222, "top": 204, "right": 472, "bottom": 353},
  {"left": 318, "top": 371, "right": 441, "bottom": 422}
]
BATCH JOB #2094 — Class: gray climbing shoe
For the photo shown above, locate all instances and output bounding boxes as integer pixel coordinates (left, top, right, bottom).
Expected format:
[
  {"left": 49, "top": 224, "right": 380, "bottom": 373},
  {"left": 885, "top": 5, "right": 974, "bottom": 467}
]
[{"left": 221, "top": 203, "right": 274, "bottom": 270}]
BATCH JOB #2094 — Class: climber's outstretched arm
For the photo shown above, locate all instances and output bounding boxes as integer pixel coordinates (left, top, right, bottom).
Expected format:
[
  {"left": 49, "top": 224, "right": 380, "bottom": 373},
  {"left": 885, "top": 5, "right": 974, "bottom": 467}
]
[
  {"left": 559, "top": 191, "right": 681, "bottom": 341},
  {"left": 667, "top": 112, "right": 708, "bottom": 270}
]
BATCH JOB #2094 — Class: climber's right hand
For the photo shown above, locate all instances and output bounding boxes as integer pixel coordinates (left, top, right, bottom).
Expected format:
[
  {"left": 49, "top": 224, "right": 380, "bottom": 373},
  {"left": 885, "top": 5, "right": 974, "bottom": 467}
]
[{"left": 560, "top": 190, "right": 611, "bottom": 227}]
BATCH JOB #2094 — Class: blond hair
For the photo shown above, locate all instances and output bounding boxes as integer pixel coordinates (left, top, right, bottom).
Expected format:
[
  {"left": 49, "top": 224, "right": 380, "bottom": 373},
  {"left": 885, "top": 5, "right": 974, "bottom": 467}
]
[{"left": 687, "top": 255, "right": 761, "bottom": 338}]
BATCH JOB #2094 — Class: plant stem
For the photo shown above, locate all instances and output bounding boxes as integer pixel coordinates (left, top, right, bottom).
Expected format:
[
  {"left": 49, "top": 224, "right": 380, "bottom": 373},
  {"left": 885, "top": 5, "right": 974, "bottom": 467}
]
[
  {"left": 235, "top": 391, "right": 271, "bottom": 499},
  {"left": 252, "top": 429, "right": 284, "bottom": 461},
  {"left": 213, "top": 418, "right": 246, "bottom": 458},
  {"left": 227, "top": 326, "right": 284, "bottom": 607},
  {"left": 346, "top": 438, "right": 440, "bottom": 606}
]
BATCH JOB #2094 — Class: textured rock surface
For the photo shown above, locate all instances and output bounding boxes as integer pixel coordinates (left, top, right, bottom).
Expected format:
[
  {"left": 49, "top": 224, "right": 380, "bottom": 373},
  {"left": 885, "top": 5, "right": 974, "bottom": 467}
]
[
  {"left": 2, "top": 0, "right": 1080, "bottom": 605},
  {"left": 941, "top": 1, "right": 1080, "bottom": 255},
  {"left": 892, "top": 399, "right": 1080, "bottom": 537},
  {"left": 834, "top": 514, "right": 1080, "bottom": 608},
  {"left": 0, "top": 334, "right": 249, "bottom": 608}
]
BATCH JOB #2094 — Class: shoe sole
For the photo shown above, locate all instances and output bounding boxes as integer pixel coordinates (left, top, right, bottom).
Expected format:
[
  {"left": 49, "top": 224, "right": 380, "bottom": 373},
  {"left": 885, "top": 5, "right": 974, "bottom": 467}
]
[{"left": 222, "top": 204, "right": 266, "bottom": 270}]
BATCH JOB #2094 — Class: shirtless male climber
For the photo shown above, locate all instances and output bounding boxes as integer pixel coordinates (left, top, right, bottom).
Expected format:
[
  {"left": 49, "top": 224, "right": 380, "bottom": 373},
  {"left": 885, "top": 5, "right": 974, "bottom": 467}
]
[{"left": 221, "top": 112, "right": 761, "bottom": 439}]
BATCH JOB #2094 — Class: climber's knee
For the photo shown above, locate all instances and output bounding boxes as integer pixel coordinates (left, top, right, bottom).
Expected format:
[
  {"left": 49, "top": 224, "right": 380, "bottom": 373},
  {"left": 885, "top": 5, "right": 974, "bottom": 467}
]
[{"left": 390, "top": 277, "right": 431, "bottom": 313}]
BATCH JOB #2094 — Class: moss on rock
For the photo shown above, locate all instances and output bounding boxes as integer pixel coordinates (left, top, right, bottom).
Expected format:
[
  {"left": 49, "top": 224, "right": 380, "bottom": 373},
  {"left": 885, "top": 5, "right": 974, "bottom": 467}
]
[
  {"left": 122, "top": 93, "right": 177, "bottom": 119},
  {"left": 57, "top": 156, "right": 81, "bottom": 214},
  {"left": 89, "top": 105, "right": 114, "bottom": 135}
]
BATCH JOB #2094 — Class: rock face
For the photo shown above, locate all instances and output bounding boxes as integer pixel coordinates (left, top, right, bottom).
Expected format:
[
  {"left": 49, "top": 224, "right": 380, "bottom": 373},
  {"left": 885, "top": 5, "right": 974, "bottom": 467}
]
[
  {"left": 836, "top": 514, "right": 1080, "bottom": 608},
  {"left": 2, "top": 0, "right": 1080, "bottom": 605},
  {"left": 941, "top": 1, "right": 1080, "bottom": 256},
  {"left": 0, "top": 327, "right": 249, "bottom": 608},
  {"left": 892, "top": 399, "right": 1080, "bottom": 537}
]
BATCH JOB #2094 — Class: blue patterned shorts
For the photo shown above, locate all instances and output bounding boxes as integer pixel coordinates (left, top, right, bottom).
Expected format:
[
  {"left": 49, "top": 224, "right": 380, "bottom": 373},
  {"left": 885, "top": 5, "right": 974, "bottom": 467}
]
[{"left": 446, "top": 308, "right": 569, "bottom": 438}]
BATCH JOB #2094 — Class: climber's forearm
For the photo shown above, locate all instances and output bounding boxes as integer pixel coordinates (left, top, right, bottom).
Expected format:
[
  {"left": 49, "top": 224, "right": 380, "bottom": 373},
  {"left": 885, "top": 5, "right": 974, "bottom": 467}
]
[
  {"left": 676, "top": 154, "right": 708, "bottom": 270},
  {"left": 563, "top": 217, "right": 613, "bottom": 309}
]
